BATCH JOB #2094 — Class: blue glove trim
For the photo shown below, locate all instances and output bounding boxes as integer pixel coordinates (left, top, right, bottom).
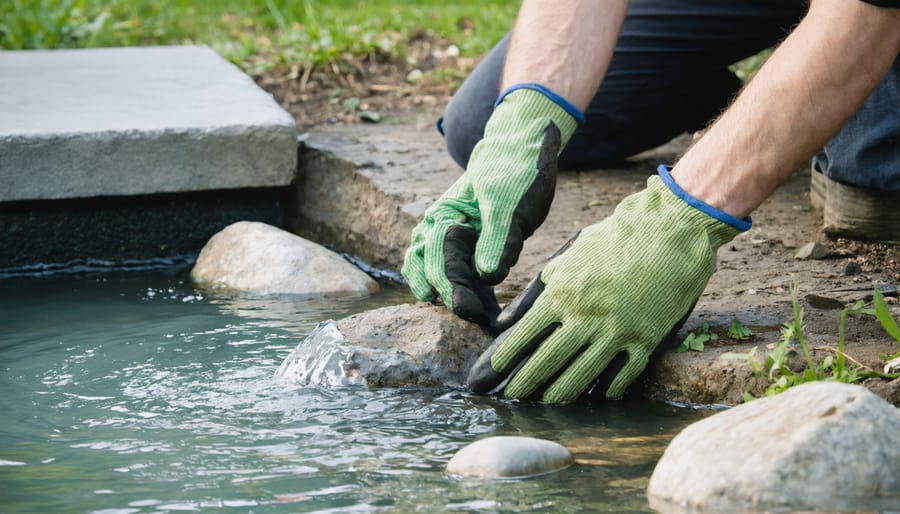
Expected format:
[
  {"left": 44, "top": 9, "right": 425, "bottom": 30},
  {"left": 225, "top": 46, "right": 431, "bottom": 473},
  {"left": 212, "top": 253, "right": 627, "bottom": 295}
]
[
  {"left": 658, "top": 165, "right": 752, "bottom": 232},
  {"left": 436, "top": 117, "right": 445, "bottom": 136},
  {"left": 495, "top": 83, "right": 585, "bottom": 125}
]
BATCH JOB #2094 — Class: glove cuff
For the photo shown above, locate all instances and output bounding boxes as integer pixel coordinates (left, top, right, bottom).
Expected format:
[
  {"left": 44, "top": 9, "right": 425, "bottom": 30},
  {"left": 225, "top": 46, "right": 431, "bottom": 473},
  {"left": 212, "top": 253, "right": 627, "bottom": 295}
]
[
  {"left": 655, "top": 165, "right": 751, "bottom": 248},
  {"left": 488, "top": 86, "right": 580, "bottom": 148},
  {"left": 657, "top": 165, "right": 752, "bottom": 230},
  {"left": 496, "top": 83, "right": 585, "bottom": 124}
]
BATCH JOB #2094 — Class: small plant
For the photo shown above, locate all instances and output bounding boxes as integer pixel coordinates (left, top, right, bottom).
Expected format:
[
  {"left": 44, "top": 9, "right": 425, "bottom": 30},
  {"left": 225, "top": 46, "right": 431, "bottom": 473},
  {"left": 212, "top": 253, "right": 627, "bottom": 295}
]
[
  {"left": 727, "top": 319, "right": 753, "bottom": 340},
  {"left": 873, "top": 287, "right": 900, "bottom": 361},
  {"left": 873, "top": 287, "right": 900, "bottom": 341},
  {"left": 726, "top": 281, "right": 900, "bottom": 401},
  {"left": 676, "top": 322, "right": 717, "bottom": 353}
]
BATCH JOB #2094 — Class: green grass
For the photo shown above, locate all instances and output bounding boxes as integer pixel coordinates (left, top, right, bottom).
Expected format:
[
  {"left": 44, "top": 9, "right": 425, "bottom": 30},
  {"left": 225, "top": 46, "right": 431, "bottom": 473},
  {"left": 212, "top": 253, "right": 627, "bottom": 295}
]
[{"left": 1, "top": 0, "right": 516, "bottom": 73}]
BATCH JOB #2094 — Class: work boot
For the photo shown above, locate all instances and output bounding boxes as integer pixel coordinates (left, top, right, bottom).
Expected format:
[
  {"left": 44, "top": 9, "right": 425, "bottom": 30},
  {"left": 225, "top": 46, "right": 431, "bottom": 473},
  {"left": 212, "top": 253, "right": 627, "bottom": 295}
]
[{"left": 810, "top": 164, "right": 900, "bottom": 242}]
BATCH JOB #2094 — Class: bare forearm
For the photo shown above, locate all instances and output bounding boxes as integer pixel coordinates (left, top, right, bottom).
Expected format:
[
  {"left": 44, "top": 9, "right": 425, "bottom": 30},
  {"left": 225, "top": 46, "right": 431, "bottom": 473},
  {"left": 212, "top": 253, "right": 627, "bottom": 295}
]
[
  {"left": 673, "top": 0, "right": 900, "bottom": 219},
  {"left": 502, "top": 0, "right": 629, "bottom": 110}
]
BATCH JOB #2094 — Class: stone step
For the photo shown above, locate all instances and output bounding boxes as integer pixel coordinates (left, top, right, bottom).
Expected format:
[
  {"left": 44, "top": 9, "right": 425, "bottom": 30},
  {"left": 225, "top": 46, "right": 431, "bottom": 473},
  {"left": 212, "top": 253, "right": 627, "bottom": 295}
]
[{"left": 0, "top": 46, "right": 297, "bottom": 202}]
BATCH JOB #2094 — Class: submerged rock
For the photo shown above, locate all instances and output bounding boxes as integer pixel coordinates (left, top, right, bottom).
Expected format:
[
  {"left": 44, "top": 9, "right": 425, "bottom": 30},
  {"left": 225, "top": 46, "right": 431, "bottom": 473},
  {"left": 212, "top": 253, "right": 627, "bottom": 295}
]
[
  {"left": 446, "top": 436, "right": 574, "bottom": 479},
  {"left": 647, "top": 381, "right": 900, "bottom": 513},
  {"left": 276, "top": 303, "right": 493, "bottom": 388},
  {"left": 191, "top": 221, "right": 378, "bottom": 296}
]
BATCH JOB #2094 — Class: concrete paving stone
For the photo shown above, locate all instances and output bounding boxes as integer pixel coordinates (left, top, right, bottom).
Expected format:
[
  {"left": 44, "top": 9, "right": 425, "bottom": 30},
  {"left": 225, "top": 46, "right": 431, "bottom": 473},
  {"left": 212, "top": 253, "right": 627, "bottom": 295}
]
[{"left": 0, "top": 46, "right": 297, "bottom": 201}]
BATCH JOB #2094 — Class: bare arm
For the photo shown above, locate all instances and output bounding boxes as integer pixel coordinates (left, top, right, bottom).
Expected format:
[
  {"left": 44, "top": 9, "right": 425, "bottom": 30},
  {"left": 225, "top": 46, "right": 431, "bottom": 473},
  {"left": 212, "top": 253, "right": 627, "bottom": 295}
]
[
  {"left": 673, "top": 0, "right": 900, "bottom": 219},
  {"left": 501, "top": 0, "right": 630, "bottom": 110}
]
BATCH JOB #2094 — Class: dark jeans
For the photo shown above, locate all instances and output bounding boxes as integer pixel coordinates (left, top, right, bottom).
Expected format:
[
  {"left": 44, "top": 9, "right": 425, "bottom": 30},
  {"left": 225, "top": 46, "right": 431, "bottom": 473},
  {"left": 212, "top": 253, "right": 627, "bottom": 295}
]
[{"left": 441, "top": 0, "right": 900, "bottom": 190}]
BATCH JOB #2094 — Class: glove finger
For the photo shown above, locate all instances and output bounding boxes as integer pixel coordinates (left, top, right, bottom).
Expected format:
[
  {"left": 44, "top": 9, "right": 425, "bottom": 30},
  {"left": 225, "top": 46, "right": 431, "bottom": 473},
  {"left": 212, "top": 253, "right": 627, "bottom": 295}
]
[
  {"left": 587, "top": 307, "right": 696, "bottom": 401},
  {"left": 503, "top": 323, "right": 588, "bottom": 400},
  {"left": 420, "top": 217, "right": 463, "bottom": 305},
  {"left": 476, "top": 122, "right": 561, "bottom": 285},
  {"left": 542, "top": 341, "right": 630, "bottom": 404},
  {"left": 401, "top": 228, "right": 434, "bottom": 302},
  {"left": 605, "top": 351, "right": 651, "bottom": 400},
  {"left": 439, "top": 224, "right": 501, "bottom": 329},
  {"left": 467, "top": 319, "right": 558, "bottom": 394}
]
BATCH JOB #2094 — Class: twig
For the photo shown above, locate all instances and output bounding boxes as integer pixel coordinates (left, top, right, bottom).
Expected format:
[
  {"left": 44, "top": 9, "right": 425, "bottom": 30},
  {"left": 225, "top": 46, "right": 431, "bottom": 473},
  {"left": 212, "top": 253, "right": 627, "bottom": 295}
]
[
  {"left": 299, "top": 63, "right": 313, "bottom": 92},
  {"left": 811, "top": 345, "right": 875, "bottom": 372}
]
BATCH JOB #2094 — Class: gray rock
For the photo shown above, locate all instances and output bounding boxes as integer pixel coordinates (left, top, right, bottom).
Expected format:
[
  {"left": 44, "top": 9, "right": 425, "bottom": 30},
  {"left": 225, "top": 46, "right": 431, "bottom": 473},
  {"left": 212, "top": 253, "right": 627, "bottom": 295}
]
[
  {"left": 191, "top": 221, "right": 378, "bottom": 296},
  {"left": 446, "top": 436, "right": 574, "bottom": 479},
  {"left": 647, "top": 381, "right": 900, "bottom": 513},
  {"left": 337, "top": 303, "right": 492, "bottom": 387},
  {"left": 0, "top": 46, "right": 296, "bottom": 202},
  {"left": 275, "top": 303, "right": 492, "bottom": 388},
  {"left": 794, "top": 241, "right": 831, "bottom": 260}
]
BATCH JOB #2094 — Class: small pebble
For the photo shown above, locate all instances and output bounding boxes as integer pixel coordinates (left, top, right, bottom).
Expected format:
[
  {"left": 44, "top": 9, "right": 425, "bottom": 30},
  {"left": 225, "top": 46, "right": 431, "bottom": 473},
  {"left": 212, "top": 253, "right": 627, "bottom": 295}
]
[
  {"left": 842, "top": 261, "right": 862, "bottom": 276},
  {"left": 406, "top": 69, "right": 424, "bottom": 83},
  {"left": 358, "top": 110, "right": 381, "bottom": 123},
  {"left": 794, "top": 242, "right": 830, "bottom": 260}
]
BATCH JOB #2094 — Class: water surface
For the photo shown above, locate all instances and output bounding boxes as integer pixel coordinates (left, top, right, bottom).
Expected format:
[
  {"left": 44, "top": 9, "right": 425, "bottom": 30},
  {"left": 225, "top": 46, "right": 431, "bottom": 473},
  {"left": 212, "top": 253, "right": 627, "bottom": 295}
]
[{"left": 0, "top": 269, "right": 709, "bottom": 513}]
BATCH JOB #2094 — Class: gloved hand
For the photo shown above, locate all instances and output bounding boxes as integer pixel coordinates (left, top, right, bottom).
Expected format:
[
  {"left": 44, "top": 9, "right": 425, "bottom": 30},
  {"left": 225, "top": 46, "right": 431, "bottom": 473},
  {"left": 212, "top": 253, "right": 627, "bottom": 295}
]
[
  {"left": 467, "top": 166, "right": 751, "bottom": 403},
  {"left": 402, "top": 86, "right": 581, "bottom": 329}
]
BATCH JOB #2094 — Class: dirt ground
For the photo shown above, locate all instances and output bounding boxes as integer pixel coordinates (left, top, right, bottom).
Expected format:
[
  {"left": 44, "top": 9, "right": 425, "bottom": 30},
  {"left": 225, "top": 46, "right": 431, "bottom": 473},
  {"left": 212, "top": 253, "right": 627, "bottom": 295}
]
[
  {"left": 256, "top": 33, "right": 466, "bottom": 130},
  {"left": 257, "top": 40, "right": 900, "bottom": 405}
]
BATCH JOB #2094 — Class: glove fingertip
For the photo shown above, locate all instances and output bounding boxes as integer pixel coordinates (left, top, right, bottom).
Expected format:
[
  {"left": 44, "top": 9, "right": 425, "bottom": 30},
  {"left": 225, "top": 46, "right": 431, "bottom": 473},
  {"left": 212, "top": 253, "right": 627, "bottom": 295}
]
[
  {"left": 451, "top": 288, "right": 499, "bottom": 334},
  {"left": 467, "top": 335, "right": 509, "bottom": 393},
  {"left": 475, "top": 233, "right": 523, "bottom": 286},
  {"left": 601, "top": 353, "right": 648, "bottom": 400},
  {"left": 401, "top": 263, "right": 435, "bottom": 303}
]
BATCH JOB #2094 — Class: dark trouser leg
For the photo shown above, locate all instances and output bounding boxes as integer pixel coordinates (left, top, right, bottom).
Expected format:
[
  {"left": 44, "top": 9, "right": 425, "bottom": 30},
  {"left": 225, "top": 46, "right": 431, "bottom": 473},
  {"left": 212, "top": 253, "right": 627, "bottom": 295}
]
[
  {"left": 440, "top": 0, "right": 807, "bottom": 170},
  {"left": 814, "top": 57, "right": 900, "bottom": 191}
]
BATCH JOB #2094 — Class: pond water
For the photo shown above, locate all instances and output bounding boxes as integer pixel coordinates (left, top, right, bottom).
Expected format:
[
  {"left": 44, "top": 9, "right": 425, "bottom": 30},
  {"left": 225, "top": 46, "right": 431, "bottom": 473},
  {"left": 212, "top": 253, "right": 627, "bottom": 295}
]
[{"left": 0, "top": 266, "right": 712, "bottom": 513}]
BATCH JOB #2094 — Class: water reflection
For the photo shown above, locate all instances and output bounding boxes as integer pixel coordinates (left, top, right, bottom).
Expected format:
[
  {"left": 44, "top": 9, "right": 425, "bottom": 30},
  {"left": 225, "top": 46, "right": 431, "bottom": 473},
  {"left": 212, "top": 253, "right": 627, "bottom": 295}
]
[{"left": 207, "top": 282, "right": 416, "bottom": 333}]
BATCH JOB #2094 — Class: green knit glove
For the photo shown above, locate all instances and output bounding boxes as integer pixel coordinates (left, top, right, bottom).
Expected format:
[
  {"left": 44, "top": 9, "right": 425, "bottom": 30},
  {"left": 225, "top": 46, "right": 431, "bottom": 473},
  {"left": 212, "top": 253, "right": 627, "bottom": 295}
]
[
  {"left": 402, "top": 87, "right": 579, "bottom": 327},
  {"left": 467, "top": 167, "right": 750, "bottom": 403}
]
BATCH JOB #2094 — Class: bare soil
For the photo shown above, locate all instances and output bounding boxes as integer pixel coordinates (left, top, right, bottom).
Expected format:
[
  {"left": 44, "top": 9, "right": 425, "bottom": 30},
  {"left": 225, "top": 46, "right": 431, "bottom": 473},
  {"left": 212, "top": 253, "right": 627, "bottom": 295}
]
[{"left": 255, "top": 34, "right": 463, "bottom": 130}]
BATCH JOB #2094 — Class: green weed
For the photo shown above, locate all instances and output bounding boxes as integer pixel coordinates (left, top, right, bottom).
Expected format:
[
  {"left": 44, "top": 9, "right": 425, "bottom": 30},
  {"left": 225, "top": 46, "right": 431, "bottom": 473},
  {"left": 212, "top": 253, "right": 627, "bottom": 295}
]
[
  {"left": 724, "top": 280, "right": 900, "bottom": 401},
  {"left": 676, "top": 322, "right": 717, "bottom": 353},
  {"left": 727, "top": 319, "right": 753, "bottom": 340}
]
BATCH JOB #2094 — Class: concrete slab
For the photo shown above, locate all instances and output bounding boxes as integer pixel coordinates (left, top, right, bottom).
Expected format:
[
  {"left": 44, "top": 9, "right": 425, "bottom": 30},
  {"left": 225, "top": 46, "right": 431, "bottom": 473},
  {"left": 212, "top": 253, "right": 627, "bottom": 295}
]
[{"left": 0, "top": 46, "right": 297, "bottom": 201}]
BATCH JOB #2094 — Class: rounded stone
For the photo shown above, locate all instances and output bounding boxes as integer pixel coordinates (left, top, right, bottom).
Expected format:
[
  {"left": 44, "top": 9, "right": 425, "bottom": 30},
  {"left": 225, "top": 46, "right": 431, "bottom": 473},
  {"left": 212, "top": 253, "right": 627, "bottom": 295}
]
[
  {"left": 191, "top": 221, "right": 379, "bottom": 296},
  {"left": 446, "top": 436, "right": 574, "bottom": 479},
  {"left": 647, "top": 382, "right": 900, "bottom": 513}
]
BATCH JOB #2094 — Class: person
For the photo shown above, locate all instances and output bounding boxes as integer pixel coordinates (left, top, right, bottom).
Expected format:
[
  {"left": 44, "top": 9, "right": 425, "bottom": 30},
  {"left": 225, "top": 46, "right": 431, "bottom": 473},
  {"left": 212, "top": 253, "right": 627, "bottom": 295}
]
[{"left": 402, "top": 0, "right": 900, "bottom": 404}]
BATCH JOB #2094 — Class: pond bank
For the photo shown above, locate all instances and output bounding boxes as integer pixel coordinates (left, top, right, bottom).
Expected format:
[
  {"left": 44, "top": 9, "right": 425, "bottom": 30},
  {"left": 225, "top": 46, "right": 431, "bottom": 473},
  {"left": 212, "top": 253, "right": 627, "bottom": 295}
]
[
  {"left": 3, "top": 120, "right": 898, "bottom": 406},
  {"left": 291, "top": 124, "right": 900, "bottom": 406}
]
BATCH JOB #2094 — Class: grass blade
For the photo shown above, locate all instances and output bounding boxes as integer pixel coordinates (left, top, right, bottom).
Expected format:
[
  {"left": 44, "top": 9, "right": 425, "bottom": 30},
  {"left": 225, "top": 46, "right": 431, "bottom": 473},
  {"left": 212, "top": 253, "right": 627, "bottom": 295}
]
[{"left": 873, "top": 287, "right": 900, "bottom": 342}]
